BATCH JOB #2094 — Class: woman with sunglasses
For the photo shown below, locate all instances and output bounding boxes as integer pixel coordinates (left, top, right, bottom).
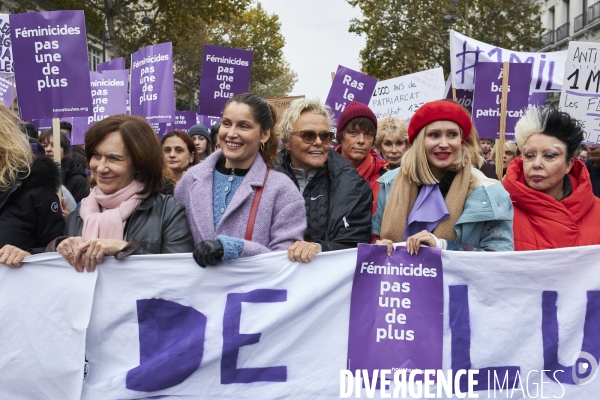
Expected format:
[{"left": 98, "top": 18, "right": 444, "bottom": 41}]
[{"left": 275, "top": 98, "right": 373, "bottom": 262}]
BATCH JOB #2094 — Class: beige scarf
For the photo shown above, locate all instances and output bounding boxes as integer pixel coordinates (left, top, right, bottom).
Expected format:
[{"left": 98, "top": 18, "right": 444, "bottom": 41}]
[{"left": 380, "top": 166, "right": 472, "bottom": 242}]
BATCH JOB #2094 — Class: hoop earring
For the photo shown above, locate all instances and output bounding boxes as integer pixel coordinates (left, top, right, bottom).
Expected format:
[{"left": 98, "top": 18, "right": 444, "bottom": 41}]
[{"left": 260, "top": 142, "right": 265, "bottom": 151}]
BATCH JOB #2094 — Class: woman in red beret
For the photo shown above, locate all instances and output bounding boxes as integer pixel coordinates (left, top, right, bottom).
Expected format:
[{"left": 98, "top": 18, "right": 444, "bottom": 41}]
[{"left": 373, "top": 100, "right": 514, "bottom": 254}]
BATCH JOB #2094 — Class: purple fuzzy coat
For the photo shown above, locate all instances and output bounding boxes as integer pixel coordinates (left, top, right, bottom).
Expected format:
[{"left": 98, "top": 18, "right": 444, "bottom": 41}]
[{"left": 174, "top": 150, "right": 307, "bottom": 257}]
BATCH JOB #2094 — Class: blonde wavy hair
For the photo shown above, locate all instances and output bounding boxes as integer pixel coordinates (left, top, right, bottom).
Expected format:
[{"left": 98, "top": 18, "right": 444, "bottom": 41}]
[
  {"left": 0, "top": 106, "right": 32, "bottom": 191},
  {"left": 401, "top": 124, "right": 470, "bottom": 185},
  {"left": 277, "top": 98, "right": 335, "bottom": 141},
  {"left": 374, "top": 115, "right": 408, "bottom": 151}
]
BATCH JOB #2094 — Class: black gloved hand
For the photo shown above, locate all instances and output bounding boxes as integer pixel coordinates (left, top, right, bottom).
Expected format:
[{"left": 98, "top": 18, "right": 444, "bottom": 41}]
[{"left": 193, "top": 240, "right": 224, "bottom": 267}]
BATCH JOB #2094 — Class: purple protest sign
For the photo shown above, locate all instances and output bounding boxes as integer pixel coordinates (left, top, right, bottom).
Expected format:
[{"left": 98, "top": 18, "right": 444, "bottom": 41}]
[
  {"left": 0, "top": 73, "right": 16, "bottom": 108},
  {"left": 149, "top": 121, "right": 171, "bottom": 139},
  {"left": 10, "top": 11, "right": 93, "bottom": 119},
  {"left": 472, "top": 62, "right": 532, "bottom": 140},
  {"left": 197, "top": 114, "right": 221, "bottom": 129},
  {"left": 130, "top": 42, "right": 175, "bottom": 123},
  {"left": 445, "top": 86, "right": 474, "bottom": 114},
  {"left": 198, "top": 45, "right": 253, "bottom": 117},
  {"left": 172, "top": 111, "right": 196, "bottom": 133},
  {"left": 97, "top": 57, "right": 125, "bottom": 73},
  {"left": 528, "top": 91, "right": 548, "bottom": 107},
  {"left": 347, "top": 244, "right": 443, "bottom": 376},
  {"left": 70, "top": 70, "right": 128, "bottom": 145},
  {"left": 31, "top": 118, "right": 52, "bottom": 131},
  {"left": 326, "top": 65, "right": 378, "bottom": 123}
]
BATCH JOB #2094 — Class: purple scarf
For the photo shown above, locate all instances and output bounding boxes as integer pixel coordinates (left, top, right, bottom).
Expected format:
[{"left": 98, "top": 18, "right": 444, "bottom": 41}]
[{"left": 403, "top": 184, "right": 449, "bottom": 240}]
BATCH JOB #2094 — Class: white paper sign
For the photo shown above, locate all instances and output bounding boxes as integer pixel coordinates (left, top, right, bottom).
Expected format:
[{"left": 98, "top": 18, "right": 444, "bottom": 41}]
[
  {"left": 450, "top": 30, "right": 567, "bottom": 93},
  {"left": 369, "top": 67, "right": 445, "bottom": 120},
  {"left": 560, "top": 41, "right": 600, "bottom": 144}
]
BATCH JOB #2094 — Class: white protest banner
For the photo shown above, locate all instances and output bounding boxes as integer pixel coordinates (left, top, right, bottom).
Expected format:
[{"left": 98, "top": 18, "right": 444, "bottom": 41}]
[
  {"left": 0, "top": 13, "right": 12, "bottom": 73},
  {"left": 369, "top": 67, "right": 445, "bottom": 119},
  {"left": 560, "top": 41, "right": 600, "bottom": 144},
  {"left": 0, "top": 253, "right": 96, "bottom": 400},
  {"left": 3, "top": 246, "right": 600, "bottom": 399},
  {"left": 450, "top": 30, "right": 567, "bottom": 93}
]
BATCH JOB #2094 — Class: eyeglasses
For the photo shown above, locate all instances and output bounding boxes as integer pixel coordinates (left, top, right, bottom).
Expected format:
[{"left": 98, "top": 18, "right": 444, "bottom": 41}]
[{"left": 291, "top": 130, "right": 334, "bottom": 145}]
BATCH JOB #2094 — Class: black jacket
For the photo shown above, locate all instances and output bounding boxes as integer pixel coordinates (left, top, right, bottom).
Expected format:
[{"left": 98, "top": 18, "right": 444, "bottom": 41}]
[
  {"left": 275, "top": 148, "right": 372, "bottom": 251},
  {"left": 0, "top": 156, "right": 65, "bottom": 253},
  {"left": 62, "top": 157, "right": 89, "bottom": 203},
  {"left": 63, "top": 193, "right": 194, "bottom": 255}
]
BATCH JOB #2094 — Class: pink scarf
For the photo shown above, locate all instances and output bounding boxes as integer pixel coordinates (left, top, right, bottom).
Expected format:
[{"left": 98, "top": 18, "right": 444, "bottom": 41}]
[{"left": 80, "top": 180, "right": 149, "bottom": 241}]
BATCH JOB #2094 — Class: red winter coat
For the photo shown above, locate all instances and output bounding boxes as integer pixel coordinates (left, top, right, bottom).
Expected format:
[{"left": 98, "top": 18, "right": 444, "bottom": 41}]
[{"left": 503, "top": 157, "right": 600, "bottom": 250}]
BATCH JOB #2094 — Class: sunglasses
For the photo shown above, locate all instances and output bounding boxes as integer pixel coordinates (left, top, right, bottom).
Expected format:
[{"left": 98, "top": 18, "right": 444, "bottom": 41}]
[{"left": 292, "top": 130, "right": 334, "bottom": 145}]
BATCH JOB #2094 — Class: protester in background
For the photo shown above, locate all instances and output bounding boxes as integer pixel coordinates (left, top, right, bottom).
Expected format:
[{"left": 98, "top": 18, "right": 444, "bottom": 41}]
[
  {"left": 579, "top": 149, "right": 588, "bottom": 162},
  {"left": 585, "top": 144, "right": 600, "bottom": 198},
  {"left": 336, "top": 101, "right": 387, "bottom": 213},
  {"left": 60, "top": 121, "right": 72, "bottom": 138},
  {"left": 0, "top": 105, "right": 65, "bottom": 267},
  {"left": 161, "top": 130, "right": 196, "bottom": 184},
  {"left": 210, "top": 122, "right": 221, "bottom": 152},
  {"left": 491, "top": 140, "right": 518, "bottom": 178},
  {"left": 188, "top": 124, "right": 211, "bottom": 164},
  {"left": 275, "top": 98, "right": 372, "bottom": 261},
  {"left": 47, "top": 115, "right": 194, "bottom": 272},
  {"left": 21, "top": 123, "right": 37, "bottom": 139},
  {"left": 374, "top": 100, "right": 514, "bottom": 254},
  {"left": 480, "top": 138, "right": 494, "bottom": 164},
  {"left": 504, "top": 107, "right": 600, "bottom": 249},
  {"left": 175, "top": 93, "right": 306, "bottom": 267},
  {"left": 467, "top": 127, "right": 498, "bottom": 180},
  {"left": 39, "top": 129, "right": 89, "bottom": 203},
  {"left": 374, "top": 115, "right": 408, "bottom": 170}
]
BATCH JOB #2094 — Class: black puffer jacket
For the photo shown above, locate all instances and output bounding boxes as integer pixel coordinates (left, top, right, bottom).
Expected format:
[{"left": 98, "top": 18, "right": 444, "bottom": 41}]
[
  {"left": 0, "top": 156, "right": 65, "bottom": 253},
  {"left": 62, "top": 192, "right": 194, "bottom": 255},
  {"left": 275, "top": 148, "right": 372, "bottom": 251},
  {"left": 62, "top": 157, "right": 89, "bottom": 203}
]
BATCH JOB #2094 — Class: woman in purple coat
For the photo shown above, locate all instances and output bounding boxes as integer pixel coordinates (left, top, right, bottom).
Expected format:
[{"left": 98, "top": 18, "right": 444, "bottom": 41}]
[{"left": 175, "top": 93, "right": 307, "bottom": 267}]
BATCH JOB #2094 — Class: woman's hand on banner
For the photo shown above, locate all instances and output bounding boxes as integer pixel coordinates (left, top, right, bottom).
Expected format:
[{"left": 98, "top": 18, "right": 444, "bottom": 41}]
[
  {"left": 0, "top": 245, "right": 31, "bottom": 267},
  {"left": 405, "top": 230, "right": 436, "bottom": 255},
  {"left": 80, "top": 239, "right": 127, "bottom": 273},
  {"left": 287, "top": 241, "right": 321, "bottom": 263},
  {"left": 374, "top": 239, "right": 394, "bottom": 256}
]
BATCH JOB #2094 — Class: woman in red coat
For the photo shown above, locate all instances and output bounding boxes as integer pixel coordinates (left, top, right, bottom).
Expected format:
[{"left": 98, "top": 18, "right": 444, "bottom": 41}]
[{"left": 503, "top": 106, "right": 600, "bottom": 250}]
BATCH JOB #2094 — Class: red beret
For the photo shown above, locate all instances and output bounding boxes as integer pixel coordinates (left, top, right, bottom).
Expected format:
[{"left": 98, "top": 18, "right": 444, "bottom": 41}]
[
  {"left": 407, "top": 101, "right": 472, "bottom": 144},
  {"left": 336, "top": 101, "right": 378, "bottom": 134}
]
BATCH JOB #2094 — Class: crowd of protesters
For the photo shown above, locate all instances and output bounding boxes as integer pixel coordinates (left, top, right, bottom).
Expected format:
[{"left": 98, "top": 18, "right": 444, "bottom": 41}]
[{"left": 1, "top": 93, "right": 600, "bottom": 269}]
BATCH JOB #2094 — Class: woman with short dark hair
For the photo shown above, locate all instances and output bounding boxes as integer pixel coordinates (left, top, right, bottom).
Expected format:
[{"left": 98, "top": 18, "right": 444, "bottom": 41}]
[
  {"left": 503, "top": 107, "right": 600, "bottom": 250},
  {"left": 161, "top": 130, "right": 196, "bottom": 184},
  {"left": 47, "top": 115, "right": 194, "bottom": 272}
]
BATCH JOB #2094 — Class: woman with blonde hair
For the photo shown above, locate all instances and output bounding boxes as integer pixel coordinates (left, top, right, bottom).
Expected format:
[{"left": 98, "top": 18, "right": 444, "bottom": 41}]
[
  {"left": 373, "top": 100, "right": 514, "bottom": 253},
  {"left": 374, "top": 115, "right": 408, "bottom": 170},
  {"left": 491, "top": 140, "right": 518, "bottom": 177},
  {"left": 0, "top": 105, "right": 64, "bottom": 267},
  {"left": 175, "top": 93, "right": 306, "bottom": 267}
]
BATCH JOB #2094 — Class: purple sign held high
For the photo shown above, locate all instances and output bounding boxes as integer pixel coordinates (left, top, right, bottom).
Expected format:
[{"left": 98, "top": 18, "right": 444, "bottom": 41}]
[
  {"left": 172, "top": 111, "right": 196, "bottom": 133},
  {"left": 198, "top": 45, "right": 253, "bottom": 117},
  {"left": 70, "top": 70, "right": 128, "bottom": 145},
  {"left": 347, "top": 244, "right": 443, "bottom": 375},
  {"left": 130, "top": 42, "right": 175, "bottom": 123},
  {"left": 97, "top": 57, "right": 125, "bottom": 73},
  {"left": 472, "top": 62, "right": 532, "bottom": 140},
  {"left": 31, "top": 118, "right": 52, "bottom": 131},
  {"left": 326, "top": 65, "right": 377, "bottom": 123},
  {"left": 197, "top": 114, "right": 221, "bottom": 129},
  {"left": 10, "top": 10, "right": 93, "bottom": 119},
  {"left": 149, "top": 121, "right": 171, "bottom": 139}
]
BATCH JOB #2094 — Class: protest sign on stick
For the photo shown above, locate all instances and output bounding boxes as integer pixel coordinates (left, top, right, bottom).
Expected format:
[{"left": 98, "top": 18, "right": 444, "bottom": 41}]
[
  {"left": 198, "top": 45, "right": 253, "bottom": 117},
  {"left": 369, "top": 67, "right": 444, "bottom": 120},
  {"left": 450, "top": 30, "right": 566, "bottom": 93},
  {"left": 265, "top": 95, "right": 305, "bottom": 118},
  {"left": 496, "top": 62, "right": 510, "bottom": 180},
  {"left": 472, "top": 62, "right": 532, "bottom": 148},
  {"left": 97, "top": 57, "right": 125, "bottom": 72},
  {"left": 130, "top": 42, "right": 175, "bottom": 124},
  {"left": 173, "top": 111, "right": 196, "bottom": 133},
  {"left": 197, "top": 114, "right": 221, "bottom": 129},
  {"left": 559, "top": 41, "right": 600, "bottom": 144},
  {"left": 71, "top": 70, "right": 128, "bottom": 145},
  {"left": 325, "top": 65, "right": 377, "bottom": 123}
]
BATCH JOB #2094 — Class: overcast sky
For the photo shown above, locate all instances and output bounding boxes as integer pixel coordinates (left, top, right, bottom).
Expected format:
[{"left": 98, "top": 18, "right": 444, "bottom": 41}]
[{"left": 258, "top": 0, "right": 366, "bottom": 101}]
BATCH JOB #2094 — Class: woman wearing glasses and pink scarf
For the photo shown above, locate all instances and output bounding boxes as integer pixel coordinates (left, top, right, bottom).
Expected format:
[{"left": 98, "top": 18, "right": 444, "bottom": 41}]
[{"left": 275, "top": 99, "right": 373, "bottom": 262}]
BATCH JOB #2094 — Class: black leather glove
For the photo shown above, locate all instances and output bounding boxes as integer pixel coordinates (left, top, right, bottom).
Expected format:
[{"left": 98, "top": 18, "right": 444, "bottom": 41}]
[{"left": 193, "top": 240, "right": 224, "bottom": 268}]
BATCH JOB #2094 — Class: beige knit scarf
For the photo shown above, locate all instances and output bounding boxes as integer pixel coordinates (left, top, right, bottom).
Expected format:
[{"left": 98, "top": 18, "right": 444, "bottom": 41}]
[{"left": 380, "top": 166, "right": 472, "bottom": 242}]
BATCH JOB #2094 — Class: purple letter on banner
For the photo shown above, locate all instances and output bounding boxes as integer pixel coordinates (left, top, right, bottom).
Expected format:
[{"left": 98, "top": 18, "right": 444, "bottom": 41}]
[
  {"left": 70, "top": 70, "right": 128, "bottom": 145},
  {"left": 97, "top": 57, "right": 125, "bottom": 73},
  {"left": 325, "top": 65, "right": 378, "bottom": 123},
  {"left": 221, "top": 289, "right": 287, "bottom": 384},
  {"left": 472, "top": 62, "right": 532, "bottom": 140},
  {"left": 198, "top": 44, "right": 253, "bottom": 117},
  {"left": 10, "top": 10, "right": 93, "bottom": 119},
  {"left": 173, "top": 111, "right": 196, "bottom": 133},
  {"left": 130, "top": 42, "right": 175, "bottom": 123},
  {"left": 347, "top": 244, "right": 443, "bottom": 375}
]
